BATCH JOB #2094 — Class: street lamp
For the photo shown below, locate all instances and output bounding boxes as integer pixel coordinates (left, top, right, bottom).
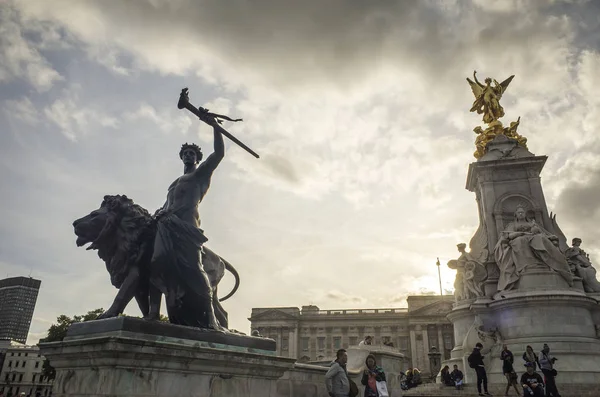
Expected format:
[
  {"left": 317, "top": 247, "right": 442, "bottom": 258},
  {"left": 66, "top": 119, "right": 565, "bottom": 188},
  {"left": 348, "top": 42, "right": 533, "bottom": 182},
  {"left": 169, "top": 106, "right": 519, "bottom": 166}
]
[{"left": 436, "top": 258, "right": 442, "bottom": 296}]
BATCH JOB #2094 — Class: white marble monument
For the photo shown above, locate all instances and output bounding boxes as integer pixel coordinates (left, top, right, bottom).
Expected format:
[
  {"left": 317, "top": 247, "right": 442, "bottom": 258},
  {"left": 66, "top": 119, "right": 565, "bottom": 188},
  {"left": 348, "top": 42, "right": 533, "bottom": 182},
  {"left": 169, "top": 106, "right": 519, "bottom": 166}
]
[{"left": 444, "top": 72, "right": 600, "bottom": 389}]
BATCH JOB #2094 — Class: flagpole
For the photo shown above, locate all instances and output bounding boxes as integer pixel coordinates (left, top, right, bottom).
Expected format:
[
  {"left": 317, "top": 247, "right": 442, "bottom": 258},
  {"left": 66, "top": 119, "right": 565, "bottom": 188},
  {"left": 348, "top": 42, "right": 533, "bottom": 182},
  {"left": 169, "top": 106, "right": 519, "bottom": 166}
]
[{"left": 436, "top": 257, "right": 442, "bottom": 296}]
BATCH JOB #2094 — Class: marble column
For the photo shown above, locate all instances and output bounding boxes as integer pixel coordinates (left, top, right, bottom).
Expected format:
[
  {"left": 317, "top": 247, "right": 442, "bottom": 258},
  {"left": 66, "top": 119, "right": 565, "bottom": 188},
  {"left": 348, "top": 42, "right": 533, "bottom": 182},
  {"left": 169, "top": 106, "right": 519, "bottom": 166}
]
[
  {"left": 422, "top": 328, "right": 430, "bottom": 373},
  {"left": 325, "top": 327, "right": 332, "bottom": 357},
  {"left": 341, "top": 327, "right": 349, "bottom": 348},
  {"left": 437, "top": 326, "right": 444, "bottom": 358},
  {"left": 288, "top": 327, "right": 297, "bottom": 359},
  {"left": 409, "top": 328, "right": 418, "bottom": 368},
  {"left": 374, "top": 326, "right": 381, "bottom": 344},
  {"left": 309, "top": 327, "right": 317, "bottom": 360}
]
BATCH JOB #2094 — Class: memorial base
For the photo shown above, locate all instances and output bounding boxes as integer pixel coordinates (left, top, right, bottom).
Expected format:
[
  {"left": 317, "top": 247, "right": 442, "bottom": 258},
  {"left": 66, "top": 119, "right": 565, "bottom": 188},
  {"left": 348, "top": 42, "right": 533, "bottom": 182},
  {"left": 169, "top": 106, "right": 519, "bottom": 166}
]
[
  {"left": 443, "top": 291, "right": 600, "bottom": 390},
  {"left": 39, "top": 317, "right": 331, "bottom": 397}
]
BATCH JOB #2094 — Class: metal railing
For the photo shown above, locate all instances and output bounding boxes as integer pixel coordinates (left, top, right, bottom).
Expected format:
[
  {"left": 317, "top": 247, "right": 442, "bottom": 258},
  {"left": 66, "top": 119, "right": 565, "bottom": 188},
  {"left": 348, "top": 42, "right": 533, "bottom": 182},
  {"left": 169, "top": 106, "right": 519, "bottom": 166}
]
[{"left": 301, "top": 308, "right": 408, "bottom": 316}]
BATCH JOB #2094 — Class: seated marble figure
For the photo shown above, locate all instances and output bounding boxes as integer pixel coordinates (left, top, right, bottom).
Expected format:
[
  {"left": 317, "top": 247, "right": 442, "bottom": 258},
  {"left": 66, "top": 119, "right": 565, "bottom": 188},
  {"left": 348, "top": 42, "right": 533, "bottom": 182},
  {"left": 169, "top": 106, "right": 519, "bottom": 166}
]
[
  {"left": 566, "top": 238, "right": 600, "bottom": 293},
  {"left": 494, "top": 206, "right": 573, "bottom": 291}
]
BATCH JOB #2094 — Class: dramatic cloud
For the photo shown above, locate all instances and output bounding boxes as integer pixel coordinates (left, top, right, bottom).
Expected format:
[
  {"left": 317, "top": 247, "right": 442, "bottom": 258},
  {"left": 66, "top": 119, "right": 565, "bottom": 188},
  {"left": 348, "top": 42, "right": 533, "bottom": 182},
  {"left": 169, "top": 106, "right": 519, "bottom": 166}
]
[
  {"left": 0, "top": 6, "right": 63, "bottom": 90},
  {"left": 1, "top": 0, "right": 599, "bottom": 344}
]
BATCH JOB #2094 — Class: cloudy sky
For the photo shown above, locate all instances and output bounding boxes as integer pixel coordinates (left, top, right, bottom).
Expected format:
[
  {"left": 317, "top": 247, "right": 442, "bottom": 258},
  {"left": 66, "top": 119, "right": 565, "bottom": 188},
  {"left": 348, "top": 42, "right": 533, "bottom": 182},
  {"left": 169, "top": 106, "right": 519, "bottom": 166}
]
[{"left": 1, "top": 0, "right": 599, "bottom": 343}]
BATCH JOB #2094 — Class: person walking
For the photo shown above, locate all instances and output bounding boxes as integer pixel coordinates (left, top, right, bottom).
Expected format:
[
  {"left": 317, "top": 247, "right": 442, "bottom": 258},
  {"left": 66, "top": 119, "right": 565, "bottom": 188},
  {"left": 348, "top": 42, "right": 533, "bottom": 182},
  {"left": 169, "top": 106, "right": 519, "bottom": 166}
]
[{"left": 501, "top": 344, "right": 520, "bottom": 396}]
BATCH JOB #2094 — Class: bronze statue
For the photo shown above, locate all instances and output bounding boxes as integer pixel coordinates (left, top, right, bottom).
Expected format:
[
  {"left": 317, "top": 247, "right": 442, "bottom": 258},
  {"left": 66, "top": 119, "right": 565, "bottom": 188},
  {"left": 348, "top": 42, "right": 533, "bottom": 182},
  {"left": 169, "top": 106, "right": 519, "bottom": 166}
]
[
  {"left": 178, "top": 88, "right": 259, "bottom": 158},
  {"left": 503, "top": 116, "right": 528, "bottom": 149},
  {"left": 466, "top": 71, "right": 530, "bottom": 159},
  {"left": 73, "top": 194, "right": 240, "bottom": 328},
  {"left": 467, "top": 71, "right": 514, "bottom": 124},
  {"left": 72, "top": 89, "right": 252, "bottom": 330},
  {"left": 473, "top": 125, "right": 497, "bottom": 159}
]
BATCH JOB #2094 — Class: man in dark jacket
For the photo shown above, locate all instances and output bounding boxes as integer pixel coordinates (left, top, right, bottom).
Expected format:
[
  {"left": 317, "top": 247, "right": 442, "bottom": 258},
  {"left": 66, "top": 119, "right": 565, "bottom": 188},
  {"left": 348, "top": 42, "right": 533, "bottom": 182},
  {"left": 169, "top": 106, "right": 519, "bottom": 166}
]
[
  {"left": 450, "top": 364, "right": 464, "bottom": 390},
  {"left": 521, "top": 362, "right": 545, "bottom": 397},
  {"left": 468, "top": 343, "right": 491, "bottom": 396}
]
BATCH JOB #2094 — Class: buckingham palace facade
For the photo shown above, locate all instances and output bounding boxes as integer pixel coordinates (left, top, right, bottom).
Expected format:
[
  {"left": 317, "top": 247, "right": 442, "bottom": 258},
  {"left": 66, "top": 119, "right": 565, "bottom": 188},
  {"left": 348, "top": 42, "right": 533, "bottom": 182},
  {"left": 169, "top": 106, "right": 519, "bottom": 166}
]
[{"left": 249, "top": 295, "right": 455, "bottom": 374}]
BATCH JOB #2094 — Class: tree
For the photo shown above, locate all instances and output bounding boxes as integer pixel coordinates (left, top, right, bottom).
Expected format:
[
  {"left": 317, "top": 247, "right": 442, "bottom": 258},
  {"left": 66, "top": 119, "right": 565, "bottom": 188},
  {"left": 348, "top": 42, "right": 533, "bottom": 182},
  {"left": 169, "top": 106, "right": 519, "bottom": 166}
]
[
  {"left": 40, "top": 308, "right": 104, "bottom": 381},
  {"left": 121, "top": 313, "right": 170, "bottom": 322},
  {"left": 41, "top": 309, "right": 170, "bottom": 380}
]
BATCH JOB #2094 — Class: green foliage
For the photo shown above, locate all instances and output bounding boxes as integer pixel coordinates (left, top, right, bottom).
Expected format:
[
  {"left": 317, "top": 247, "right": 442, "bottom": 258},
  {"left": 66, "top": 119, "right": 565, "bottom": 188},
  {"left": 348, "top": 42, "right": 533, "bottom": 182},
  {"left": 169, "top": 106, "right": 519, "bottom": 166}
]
[
  {"left": 41, "top": 308, "right": 104, "bottom": 381},
  {"left": 41, "top": 309, "right": 170, "bottom": 381},
  {"left": 121, "top": 313, "right": 170, "bottom": 322}
]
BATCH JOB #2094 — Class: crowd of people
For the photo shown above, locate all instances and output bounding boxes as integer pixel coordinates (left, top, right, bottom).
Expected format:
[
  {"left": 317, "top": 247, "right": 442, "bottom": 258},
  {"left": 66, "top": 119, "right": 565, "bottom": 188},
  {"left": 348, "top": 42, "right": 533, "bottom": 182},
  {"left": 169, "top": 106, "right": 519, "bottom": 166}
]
[
  {"left": 438, "top": 342, "right": 561, "bottom": 397},
  {"left": 323, "top": 338, "right": 561, "bottom": 397}
]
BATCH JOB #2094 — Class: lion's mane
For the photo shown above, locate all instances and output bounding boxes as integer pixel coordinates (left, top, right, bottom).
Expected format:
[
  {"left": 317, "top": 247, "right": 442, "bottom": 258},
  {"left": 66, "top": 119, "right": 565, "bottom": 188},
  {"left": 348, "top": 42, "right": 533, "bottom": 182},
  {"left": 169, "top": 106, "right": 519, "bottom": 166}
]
[{"left": 95, "top": 195, "right": 154, "bottom": 288}]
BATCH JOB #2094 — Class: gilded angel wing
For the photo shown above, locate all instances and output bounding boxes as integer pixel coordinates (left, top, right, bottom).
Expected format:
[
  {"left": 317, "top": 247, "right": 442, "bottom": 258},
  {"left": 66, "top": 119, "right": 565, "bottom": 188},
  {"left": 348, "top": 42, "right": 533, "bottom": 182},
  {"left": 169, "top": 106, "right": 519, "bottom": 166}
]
[
  {"left": 466, "top": 77, "right": 484, "bottom": 99},
  {"left": 494, "top": 75, "right": 515, "bottom": 100}
]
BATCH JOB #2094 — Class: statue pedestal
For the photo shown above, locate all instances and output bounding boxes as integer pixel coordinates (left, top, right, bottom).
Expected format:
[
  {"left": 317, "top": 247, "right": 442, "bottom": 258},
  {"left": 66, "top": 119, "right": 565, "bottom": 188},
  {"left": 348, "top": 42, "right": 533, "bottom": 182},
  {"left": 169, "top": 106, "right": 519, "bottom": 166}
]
[
  {"left": 481, "top": 291, "right": 600, "bottom": 385},
  {"left": 504, "top": 267, "right": 572, "bottom": 293},
  {"left": 446, "top": 292, "right": 600, "bottom": 385},
  {"left": 444, "top": 141, "right": 600, "bottom": 388},
  {"left": 39, "top": 317, "right": 332, "bottom": 397}
]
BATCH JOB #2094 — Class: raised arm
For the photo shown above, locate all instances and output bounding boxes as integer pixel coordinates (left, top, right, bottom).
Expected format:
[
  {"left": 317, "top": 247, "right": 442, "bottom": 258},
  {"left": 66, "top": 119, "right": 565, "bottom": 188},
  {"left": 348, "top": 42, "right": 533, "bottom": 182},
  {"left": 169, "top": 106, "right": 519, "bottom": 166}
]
[{"left": 195, "top": 123, "right": 225, "bottom": 177}]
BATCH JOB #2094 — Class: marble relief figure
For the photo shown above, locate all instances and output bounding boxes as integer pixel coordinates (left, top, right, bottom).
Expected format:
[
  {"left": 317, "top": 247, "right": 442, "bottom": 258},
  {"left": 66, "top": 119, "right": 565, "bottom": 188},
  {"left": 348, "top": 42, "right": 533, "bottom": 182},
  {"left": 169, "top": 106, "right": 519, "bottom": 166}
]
[
  {"left": 447, "top": 243, "right": 487, "bottom": 301},
  {"left": 494, "top": 205, "right": 573, "bottom": 291},
  {"left": 566, "top": 238, "right": 600, "bottom": 293}
]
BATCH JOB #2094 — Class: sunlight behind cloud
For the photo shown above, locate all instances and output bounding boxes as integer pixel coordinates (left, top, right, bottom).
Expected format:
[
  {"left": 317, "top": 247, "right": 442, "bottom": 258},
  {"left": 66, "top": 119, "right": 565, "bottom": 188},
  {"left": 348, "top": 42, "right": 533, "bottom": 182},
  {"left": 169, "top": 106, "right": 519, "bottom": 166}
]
[{"left": 1, "top": 0, "right": 600, "bottom": 343}]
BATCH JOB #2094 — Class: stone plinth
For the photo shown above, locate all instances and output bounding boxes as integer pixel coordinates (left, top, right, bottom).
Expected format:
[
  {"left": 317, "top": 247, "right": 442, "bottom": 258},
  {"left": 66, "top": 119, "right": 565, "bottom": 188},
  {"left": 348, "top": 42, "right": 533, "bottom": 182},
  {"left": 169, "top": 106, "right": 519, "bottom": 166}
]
[
  {"left": 40, "top": 317, "right": 409, "bottom": 397},
  {"left": 481, "top": 291, "right": 600, "bottom": 384},
  {"left": 64, "top": 316, "right": 276, "bottom": 354},
  {"left": 40, "top": 317, "right": 297, "bottom": 397}
]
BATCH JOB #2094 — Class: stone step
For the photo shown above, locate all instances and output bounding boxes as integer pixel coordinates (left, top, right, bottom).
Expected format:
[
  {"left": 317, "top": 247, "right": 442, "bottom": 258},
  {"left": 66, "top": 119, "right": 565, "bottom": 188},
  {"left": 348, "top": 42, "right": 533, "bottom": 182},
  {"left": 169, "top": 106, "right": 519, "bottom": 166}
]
[{"left": 400, "top": 382, "right": 599, "bottom": 396}]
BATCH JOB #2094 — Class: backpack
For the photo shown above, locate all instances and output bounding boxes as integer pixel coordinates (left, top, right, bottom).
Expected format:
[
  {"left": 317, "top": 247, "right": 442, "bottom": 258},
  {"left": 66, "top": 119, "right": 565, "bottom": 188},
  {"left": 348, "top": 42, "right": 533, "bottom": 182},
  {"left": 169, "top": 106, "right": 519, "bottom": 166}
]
[{"left": 467, "top": 352, "right": 477, "bottom": 368}]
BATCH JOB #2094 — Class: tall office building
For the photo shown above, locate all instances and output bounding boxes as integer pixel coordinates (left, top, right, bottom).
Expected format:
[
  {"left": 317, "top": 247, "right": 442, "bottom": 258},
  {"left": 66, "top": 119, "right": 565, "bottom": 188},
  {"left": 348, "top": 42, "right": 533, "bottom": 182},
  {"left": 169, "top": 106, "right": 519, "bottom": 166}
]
[{"left": 0, "top": 277, "right": 41, "bottom": 344}]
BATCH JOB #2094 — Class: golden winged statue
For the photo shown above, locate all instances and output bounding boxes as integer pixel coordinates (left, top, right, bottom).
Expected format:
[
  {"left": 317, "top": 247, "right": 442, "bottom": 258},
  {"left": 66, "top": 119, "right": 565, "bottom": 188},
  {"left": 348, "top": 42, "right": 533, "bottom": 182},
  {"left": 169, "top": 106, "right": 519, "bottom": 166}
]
[{"left": 466, "top": 71, "right": 514, "bottom": 124}]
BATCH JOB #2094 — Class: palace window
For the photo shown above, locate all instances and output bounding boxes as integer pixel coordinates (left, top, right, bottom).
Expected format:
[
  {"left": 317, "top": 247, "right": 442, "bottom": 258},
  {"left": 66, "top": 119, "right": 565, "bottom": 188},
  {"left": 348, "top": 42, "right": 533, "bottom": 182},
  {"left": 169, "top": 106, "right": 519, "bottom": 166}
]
[
  {"left": 333, "top": 337, "right": 341, "bottom": 350},
  {"left": 317, "top": 337, "right": 325, "bottom": 351},
  {"left": 301, "top": 337, "right": 309, "bottom": 351},
  {"left": 443, "top": 333, "right": 454, "bottom": 349},
  {"left": 282, "top": 337, "right": 289, "bottom": 351}
]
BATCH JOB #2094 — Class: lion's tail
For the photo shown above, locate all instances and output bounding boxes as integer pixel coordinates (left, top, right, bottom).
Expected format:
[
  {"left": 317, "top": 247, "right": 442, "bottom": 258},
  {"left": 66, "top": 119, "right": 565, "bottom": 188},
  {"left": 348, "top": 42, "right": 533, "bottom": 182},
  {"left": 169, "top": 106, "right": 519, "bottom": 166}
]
[{"left": 219, "top": 257, "right": 240, "bottom": 302}]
